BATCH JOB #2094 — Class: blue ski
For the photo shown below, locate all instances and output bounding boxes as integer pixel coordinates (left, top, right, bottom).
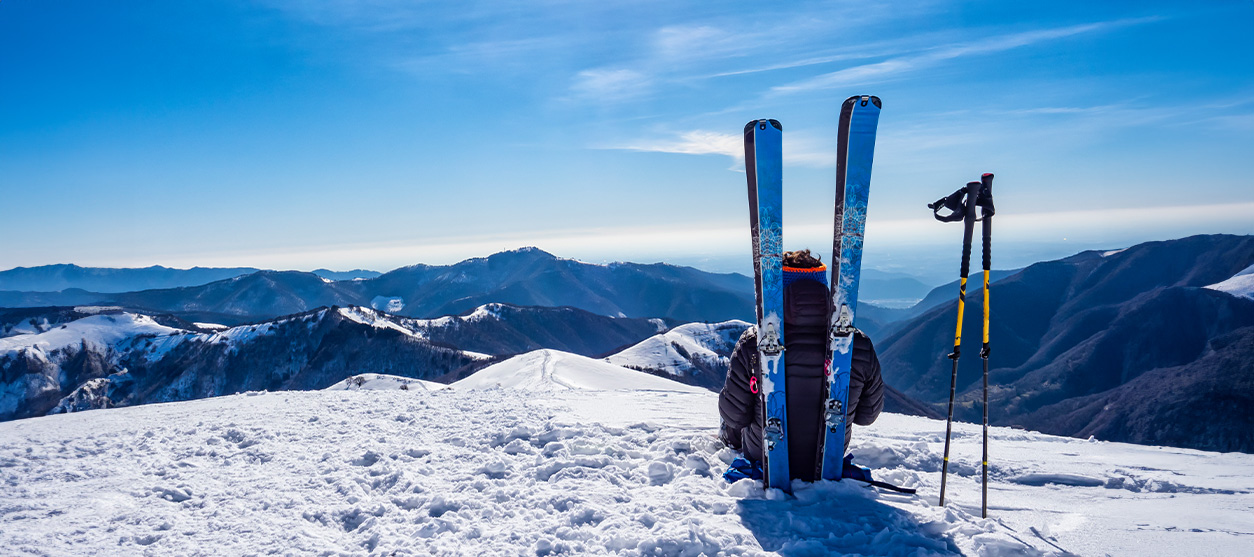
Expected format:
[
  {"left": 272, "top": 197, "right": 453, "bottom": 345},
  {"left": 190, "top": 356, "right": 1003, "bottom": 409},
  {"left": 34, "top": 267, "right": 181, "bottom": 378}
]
[
  {"left": 820, "top": 96, "right": 881, "bottom": 481},
  {"left": 744, "top": 118, "right": 790, "bottom": 492}
]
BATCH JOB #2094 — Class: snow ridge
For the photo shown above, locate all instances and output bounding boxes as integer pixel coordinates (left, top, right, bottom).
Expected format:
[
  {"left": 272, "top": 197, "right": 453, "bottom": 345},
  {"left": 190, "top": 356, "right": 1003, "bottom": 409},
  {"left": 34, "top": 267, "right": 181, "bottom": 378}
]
[
  {"left": 606, "top": 320, "right": 750, "bottom": 378},
  {"left": 1205, "top": 262, "right": 1254, "bottom": 300}
]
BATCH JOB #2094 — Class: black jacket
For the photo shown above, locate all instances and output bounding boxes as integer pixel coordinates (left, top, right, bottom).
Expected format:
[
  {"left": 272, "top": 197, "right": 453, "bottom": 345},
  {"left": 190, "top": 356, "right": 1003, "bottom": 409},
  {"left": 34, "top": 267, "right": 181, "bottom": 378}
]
[{"left": 718, "top": 279, "right": 884, "bottom": 482}]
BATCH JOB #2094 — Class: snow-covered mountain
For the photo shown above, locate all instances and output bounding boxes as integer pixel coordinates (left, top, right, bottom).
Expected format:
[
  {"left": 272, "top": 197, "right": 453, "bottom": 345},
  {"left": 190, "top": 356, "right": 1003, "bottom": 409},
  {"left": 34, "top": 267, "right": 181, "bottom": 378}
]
[
  {"left": 2, "top": 353, "right": 1250, "bottom": 556},
  {"left": 0, "top": 304, "right": 678, "bottom": 422},
  {"left": 605, "top": 320, "right": 751, "bottom": 389},
  {"left": 0, "top": 306, "right": 480, "bottom": 421}
]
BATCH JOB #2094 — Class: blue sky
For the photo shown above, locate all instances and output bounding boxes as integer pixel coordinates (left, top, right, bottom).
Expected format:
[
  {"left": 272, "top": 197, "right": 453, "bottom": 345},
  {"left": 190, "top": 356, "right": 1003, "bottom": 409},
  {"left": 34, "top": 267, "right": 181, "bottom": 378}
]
[{"left": 2, "top": 0, "right": 1251, "bottom": 282}]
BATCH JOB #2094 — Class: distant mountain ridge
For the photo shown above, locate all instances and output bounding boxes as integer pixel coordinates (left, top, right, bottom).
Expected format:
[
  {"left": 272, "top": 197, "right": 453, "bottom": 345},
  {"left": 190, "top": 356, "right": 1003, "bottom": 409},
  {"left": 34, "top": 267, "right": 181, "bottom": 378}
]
[
  {"left": 878, "top": 234, "right": 1254, "bottom": 453},
  {"left": 0, "top": 264, "right": 261, "bottom": 293},
  {"left": 0, "top": 264, "right": 386, "bottom": 293},
  {"left": 0, "top": 248, "right": 757, "bottom": 324},
  {"left": 1, "top": 249, "right": 939, "bottom": 328}
]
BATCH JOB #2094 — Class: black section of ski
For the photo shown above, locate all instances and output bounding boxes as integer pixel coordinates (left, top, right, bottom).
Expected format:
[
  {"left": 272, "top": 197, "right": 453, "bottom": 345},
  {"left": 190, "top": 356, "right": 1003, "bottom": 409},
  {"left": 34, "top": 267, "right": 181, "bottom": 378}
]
[{"left": 744, "top": 125, "right": 762, "bottom": 325}]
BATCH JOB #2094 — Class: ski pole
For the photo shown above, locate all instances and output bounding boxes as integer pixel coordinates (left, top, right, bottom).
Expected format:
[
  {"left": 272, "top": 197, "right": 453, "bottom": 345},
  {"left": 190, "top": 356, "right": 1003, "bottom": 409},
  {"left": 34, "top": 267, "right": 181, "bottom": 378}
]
[
  {"left": 977, "top": 172, "right": 996, "bottom": 518},
  {"left": 927, "top": 179, "right": 981, "bottom": 507}
]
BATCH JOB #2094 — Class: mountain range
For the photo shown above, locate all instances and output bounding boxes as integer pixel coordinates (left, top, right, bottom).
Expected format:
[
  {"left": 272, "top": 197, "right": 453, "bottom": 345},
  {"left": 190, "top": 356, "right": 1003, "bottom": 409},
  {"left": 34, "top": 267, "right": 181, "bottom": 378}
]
[
  {"left": 0, "top": 248, "right": 755, "bottom": 325},
  {"left": 3, "top": 235, "right": 1252, "bottom": 453},
  {"left": 0, "top": 303, "right": 681, "bottom": 421},
  {"left": 0, "top": 249, "right": 944, "bottom": 329},
  {"left": 877, "top": 234, "right": 1254, "bottom": 453}
]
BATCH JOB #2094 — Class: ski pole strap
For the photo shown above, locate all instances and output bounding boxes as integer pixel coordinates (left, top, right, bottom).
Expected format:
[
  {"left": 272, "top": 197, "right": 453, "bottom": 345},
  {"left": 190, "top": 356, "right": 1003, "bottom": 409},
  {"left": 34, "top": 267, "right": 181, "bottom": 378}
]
[{"left": 928, "top": 188, "right": 968, "bottom": 222}]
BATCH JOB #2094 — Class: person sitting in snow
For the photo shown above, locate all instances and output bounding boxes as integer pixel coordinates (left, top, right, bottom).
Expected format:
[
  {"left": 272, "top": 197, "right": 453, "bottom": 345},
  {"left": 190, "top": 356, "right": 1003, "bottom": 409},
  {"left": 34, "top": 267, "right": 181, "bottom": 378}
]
[{"left": 718, "top": 249, "right": 885, "bottom": 482}]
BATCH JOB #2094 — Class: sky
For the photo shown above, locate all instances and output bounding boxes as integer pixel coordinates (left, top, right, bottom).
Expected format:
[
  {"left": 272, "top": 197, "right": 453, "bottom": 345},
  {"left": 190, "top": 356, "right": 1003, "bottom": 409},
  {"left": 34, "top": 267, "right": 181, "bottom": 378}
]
[{"left": 2, "top": 0, "right": 1251, "bottom": 283}]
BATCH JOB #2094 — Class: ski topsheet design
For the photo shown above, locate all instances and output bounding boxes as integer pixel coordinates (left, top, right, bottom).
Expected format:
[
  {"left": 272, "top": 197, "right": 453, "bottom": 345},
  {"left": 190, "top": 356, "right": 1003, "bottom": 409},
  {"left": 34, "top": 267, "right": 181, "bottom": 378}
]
[
  {"left": 744, "top": 118, "right": 790, "bottom": 491},
  {"left": 820, "top": 96, "right": 882, "bottom": 481}
]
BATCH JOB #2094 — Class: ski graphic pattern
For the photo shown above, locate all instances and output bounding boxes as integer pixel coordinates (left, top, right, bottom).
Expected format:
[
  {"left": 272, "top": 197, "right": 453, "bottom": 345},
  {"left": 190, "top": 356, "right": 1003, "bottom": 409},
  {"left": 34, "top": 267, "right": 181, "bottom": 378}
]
[
  {"left": 820, "top": 96, "right": 881, "bottom": 481},
  {"left": 744, "top": 119, "right": 790, "bottom": 491}
]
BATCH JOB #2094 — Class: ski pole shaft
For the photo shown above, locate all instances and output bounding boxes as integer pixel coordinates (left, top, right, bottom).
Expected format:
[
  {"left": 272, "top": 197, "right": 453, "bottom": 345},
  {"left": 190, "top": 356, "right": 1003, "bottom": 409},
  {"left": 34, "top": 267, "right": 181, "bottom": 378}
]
[
  {"left": 939, "top": 180, "right": 981, "bottom": 507},
  {"left": 979, "top": 172, "right": 994, "bottom": 518}
]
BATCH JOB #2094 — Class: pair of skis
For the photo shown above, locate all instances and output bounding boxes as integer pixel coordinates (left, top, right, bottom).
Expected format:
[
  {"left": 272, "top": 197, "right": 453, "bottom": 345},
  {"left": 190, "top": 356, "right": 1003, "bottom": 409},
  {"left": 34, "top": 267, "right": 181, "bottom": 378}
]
[
  {"left": 928, "top": 173, "right": 996, "bottom": 517},
  {"left": 744, "top": 95, "right": 882, "bottom": 492}
]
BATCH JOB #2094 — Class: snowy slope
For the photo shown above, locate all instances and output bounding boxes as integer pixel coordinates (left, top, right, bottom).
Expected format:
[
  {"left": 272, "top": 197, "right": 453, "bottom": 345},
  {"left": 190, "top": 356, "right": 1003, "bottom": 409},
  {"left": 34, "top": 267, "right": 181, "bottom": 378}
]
[
  {"left": 0, "top": 312, "right": 182, "bottom": 356},
  {"left": 454, "top": 349, "right": 707, "bottom": 393},
  {"left": 2, "top": 350, "right": 1252, "bottom": 556},
  {"left": 605, "top": 320, "right": 749, "bottom": 384},
  {"left": 1206, "top": 262, "right": 1254, "bottom": 300}
]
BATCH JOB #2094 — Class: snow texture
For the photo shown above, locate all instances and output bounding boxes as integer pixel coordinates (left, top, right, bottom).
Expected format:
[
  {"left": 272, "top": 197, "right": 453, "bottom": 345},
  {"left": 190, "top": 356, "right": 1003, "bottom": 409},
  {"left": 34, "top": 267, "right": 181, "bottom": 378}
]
[
  {"left": 1, "top": 351, "right": 1252, "bottom": 556},
  {"left": 371, "top": 296, "right": 406, "bottom": 313},
  {"left": 1205, "top": 263, "right": 1254, "bottom": 300}
]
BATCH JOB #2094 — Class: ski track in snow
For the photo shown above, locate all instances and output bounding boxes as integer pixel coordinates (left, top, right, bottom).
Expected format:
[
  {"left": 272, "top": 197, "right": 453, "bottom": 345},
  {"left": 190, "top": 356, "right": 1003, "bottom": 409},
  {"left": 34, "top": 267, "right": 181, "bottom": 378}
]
[{"left": 2, "top": 384, "right": 1254, "bottom": 555}]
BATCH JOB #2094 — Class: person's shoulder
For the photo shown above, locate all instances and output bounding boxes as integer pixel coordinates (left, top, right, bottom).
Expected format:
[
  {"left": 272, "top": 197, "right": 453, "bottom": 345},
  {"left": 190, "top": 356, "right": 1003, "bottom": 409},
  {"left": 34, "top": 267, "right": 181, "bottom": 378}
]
[
  {"left": 739, "top": 325, "right": 757, "bottom": 341},
  {"left": 733, "top": 325, "right": 758, "bottom": 354},
  {"left": 852, "top": 328, "right": 877, "bottom": 351}
]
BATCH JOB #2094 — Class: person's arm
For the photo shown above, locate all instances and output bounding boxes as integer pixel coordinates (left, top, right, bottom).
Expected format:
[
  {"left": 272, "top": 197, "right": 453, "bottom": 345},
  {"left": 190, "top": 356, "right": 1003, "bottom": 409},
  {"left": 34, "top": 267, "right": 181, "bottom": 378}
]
[
  {"left": 718, "top": 329, "right": 757, "bottom": 449},
  {"left": 851, "top": 331, "right": 884, "bottom": 426}
]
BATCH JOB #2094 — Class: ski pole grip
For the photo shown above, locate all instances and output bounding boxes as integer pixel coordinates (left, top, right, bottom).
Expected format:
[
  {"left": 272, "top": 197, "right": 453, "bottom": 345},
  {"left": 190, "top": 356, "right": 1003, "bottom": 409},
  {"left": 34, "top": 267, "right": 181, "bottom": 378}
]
[
  {"left": 959, "top": 181, "right": 979, "bottom": 277},
  {"left": 980, "top": 173, "right": 994, "bottom": 271}
]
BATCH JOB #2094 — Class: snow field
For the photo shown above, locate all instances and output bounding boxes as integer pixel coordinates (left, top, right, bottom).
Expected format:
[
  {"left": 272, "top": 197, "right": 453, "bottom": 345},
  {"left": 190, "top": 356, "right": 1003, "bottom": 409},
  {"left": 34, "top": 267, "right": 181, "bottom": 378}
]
[
  {"left": 1, "top": 389, "right": 761, "bottom": 556},
  {"left": 1206, "top": 262, "right": 1254, "bottom": 300},
  {"left": 1, "top": 351, "right": 1252, "bottom": 556}
]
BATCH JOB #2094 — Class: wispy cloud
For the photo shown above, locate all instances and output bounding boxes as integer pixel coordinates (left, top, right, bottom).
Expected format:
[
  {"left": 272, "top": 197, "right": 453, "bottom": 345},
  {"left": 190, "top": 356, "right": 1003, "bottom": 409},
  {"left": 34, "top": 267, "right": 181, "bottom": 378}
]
[
  {"left": 569, "top": 69, "right": 654, "bottom": 102},
  {"left": 771, "top": 18, "right": 1157, "bottom": 95},
  {"left": 613, "top": 130, "right": 743, "bottom": 160},
  {"left": 605, "top": 129, "right": 835, "bottom": 170}
]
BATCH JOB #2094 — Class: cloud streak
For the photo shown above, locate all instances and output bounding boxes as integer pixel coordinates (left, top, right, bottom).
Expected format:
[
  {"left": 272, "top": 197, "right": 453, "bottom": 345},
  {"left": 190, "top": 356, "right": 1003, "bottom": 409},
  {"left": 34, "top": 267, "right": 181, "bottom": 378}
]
[
  {"left": 771, "top": 18, "right": 1158, "bottom": 95},
  {"left": 606, "top": 128, "right": 837, "bottom": 170}
]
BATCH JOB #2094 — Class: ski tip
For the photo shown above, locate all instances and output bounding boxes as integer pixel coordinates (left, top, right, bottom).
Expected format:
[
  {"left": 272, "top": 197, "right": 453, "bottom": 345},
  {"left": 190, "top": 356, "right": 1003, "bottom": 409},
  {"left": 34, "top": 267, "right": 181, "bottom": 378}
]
[
  {"left": 982, "top": 173, "right": 994, "bottom": 178},
  {"left": 744, "top": 119, "right": 782, "bottom": 134},
  {"left": 843, "top": 95, "right": 882, "bottom": 109}
]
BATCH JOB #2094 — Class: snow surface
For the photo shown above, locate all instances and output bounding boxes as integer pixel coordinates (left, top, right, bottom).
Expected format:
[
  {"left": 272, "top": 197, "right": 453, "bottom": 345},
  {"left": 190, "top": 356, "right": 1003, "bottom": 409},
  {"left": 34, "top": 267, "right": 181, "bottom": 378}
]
[
  {"left": 2, "top": 352, "right": 1252, "bottom": 555},
  {"left": 325, "top": 373, "right": 446, "bottom": 392},
  {"left": 606, "top": 321, "right": 749, "bottom": 377},
  {"left": 371, "top": 295, "right": 406, "bottom": 313},
  {"left": 192, "top": 322, "right": 228, "bottom": 331},
  {"left": 1205, "top": 262, "right": 1254, "bottom": 300}
]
